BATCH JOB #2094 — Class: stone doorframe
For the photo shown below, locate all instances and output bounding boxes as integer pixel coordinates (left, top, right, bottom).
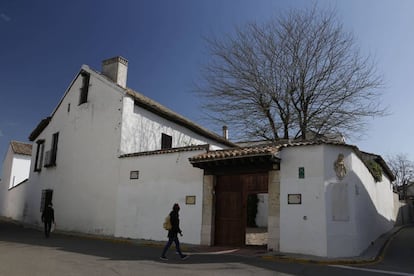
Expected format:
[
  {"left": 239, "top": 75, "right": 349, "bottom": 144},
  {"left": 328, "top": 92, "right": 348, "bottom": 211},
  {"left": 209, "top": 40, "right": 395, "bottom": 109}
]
[{"left": 200, "top": 168, "right": 280, "bottom": 251}]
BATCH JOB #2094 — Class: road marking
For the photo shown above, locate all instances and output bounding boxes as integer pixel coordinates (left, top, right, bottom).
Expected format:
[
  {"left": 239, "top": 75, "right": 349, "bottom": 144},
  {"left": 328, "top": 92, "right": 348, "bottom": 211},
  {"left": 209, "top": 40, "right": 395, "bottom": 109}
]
[{"left": 331, "top": 265, "right": 414, "bottom": 276}]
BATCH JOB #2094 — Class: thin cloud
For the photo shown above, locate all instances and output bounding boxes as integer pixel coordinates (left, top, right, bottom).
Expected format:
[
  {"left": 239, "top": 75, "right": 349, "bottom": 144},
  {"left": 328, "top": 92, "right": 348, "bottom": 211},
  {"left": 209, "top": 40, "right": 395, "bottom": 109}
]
[{"left": 0, "top": 13, "right": 11, "bottom": 22}]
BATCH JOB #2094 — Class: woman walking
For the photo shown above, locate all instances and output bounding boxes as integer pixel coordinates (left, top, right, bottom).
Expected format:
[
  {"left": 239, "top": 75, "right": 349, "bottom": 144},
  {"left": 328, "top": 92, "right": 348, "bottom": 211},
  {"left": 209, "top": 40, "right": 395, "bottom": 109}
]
[{"left": 160, "top": 203, "right": 189, "bottom": 260}]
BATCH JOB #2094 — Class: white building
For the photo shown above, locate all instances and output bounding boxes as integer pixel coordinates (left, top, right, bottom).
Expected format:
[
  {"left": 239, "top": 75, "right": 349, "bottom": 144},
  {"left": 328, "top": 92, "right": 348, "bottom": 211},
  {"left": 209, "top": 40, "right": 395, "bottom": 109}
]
[
  {"left": 189, "top": 140, "right": 397, "bottom": 258},
  {"left": 0, "top": 57, "right": 398, "bottom": 258},
  {"left": 0, "top": 141, "right": 32, "bottom": 220},
  {"left": 21, "top": 57, "right": 233, "bottom": 245}
]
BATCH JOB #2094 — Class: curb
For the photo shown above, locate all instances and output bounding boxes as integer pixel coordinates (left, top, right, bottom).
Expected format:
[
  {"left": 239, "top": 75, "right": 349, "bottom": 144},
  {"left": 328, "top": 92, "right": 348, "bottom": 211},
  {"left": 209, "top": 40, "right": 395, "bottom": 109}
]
[{"left": 260, "top": 225, "right": 410, "bottom": 265}]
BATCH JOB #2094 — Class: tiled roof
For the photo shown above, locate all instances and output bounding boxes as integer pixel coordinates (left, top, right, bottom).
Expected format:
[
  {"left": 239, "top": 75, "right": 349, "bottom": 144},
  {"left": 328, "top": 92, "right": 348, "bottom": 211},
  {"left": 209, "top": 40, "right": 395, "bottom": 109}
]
[
  {"left": 189, "top": 139, "right": 345, "bottom": 163},
  {"left": 119, "top": 145, "right": 210, "bottom": 158},
  {"left": 189, "top": 144, "right": 280, "bottom": 163},
  {"left": 189, "top": 139, "right": 396, "bottom": 182},
  {"left": 29, "top": 117, "right": 51, "bottom": 141},
  {"left": 10, "top": 141, "right": 32, "bottom": 155},
  {"left": 359, "top": 151, "right": 396, "bottom": 182}
]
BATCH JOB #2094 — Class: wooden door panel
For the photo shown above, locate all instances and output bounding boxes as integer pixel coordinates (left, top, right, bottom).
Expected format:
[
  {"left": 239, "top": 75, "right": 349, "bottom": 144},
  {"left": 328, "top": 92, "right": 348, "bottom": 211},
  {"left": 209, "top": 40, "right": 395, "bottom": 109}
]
[
  {"left": 214, "top": 173, "right": 269, "bottom": 246},
  {"left": 215, "top": 176, "right": 244, "bottom": 246}
]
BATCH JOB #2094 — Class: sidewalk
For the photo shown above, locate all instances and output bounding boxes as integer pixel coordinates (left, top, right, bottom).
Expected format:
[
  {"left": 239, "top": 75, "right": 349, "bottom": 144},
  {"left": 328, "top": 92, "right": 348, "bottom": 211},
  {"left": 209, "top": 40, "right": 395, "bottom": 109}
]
[{"left": 183, "top": 225, "right": 408, "bottom": 265}]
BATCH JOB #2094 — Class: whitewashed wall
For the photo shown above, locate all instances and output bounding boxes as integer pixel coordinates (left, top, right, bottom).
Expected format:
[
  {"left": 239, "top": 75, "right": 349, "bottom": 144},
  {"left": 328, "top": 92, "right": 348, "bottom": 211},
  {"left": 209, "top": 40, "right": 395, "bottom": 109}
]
[
  {"left": 25, "top": 66, "right": 124, "bottom": 236},
  {"left": 120, "top": 97, "right": 226, "bottom": 154},
  {"left": 279, "top": 145, "right": 328, "bottom": 257},
  {"left": 0, "top": 147, "right": 13, "bottom": 213},
  {"left": 22, "top": 64, "right": 228, "bottom": 242},
  {"left": 0, "top": 147, "right": 31, "bottom": 220},
  {"left": 0, "top": 180, "right": 30, "bottom": 221},
  {"left": 115, "top": 150, "right": 205, "bottom": 244},
  {"left": 280, "top": 144, "right": 395, "bottom": 258},
  {"left": 333, "top": 148, "right": 394, "bottom": 257},
  {"left": 8, "top": 154, "right": 31, "bottom": 189},
  {"left": 324, "top": 146, "right": 358, "bottom": 257}
]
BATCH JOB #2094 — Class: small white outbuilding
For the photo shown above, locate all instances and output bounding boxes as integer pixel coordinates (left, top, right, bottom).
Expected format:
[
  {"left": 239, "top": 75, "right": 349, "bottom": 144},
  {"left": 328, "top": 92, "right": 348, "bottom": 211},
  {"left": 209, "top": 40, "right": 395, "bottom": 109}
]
[{"left": 0, "top": 141, "right": 32, "bottom": 220}]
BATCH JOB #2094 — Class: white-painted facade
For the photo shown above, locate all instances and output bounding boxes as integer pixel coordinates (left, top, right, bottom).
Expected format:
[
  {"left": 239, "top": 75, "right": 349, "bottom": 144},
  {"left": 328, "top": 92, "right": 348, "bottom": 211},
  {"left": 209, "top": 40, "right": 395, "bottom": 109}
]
[
  {"left": 18, "top": 58, "right": 230, "bottom": 244},
  {"left": 279, "top": 144, "right": 395, "bottom": 257},
  {"left": 116, "top": 149, "right": 206, "bottom": 244},
  {"left": 120, "top": 97, "right": 225, "bottom": 154}
]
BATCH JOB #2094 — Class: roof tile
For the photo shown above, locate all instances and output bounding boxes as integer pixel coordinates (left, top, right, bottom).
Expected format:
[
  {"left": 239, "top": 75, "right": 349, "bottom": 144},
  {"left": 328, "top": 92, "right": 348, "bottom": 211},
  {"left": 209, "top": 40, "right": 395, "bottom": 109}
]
[{"left": 10, "top": 141, "right": 32, "bottom": 156}]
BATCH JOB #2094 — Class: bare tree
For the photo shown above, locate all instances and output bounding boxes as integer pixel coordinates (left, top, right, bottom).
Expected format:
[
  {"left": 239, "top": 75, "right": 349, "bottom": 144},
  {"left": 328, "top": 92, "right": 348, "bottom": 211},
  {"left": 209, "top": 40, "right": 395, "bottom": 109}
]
[
  {"left": 386, "top": 154, "right": 414, "bottom": 198},
  {"left": 198, "top": 6, "right": 386, "bottom": 141}
]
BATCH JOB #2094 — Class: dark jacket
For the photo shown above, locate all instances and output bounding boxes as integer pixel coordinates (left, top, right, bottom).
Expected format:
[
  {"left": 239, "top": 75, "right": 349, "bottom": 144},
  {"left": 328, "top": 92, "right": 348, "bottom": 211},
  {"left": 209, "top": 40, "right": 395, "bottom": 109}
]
[
  {"left": 41, "top": 206, "right": 54, "bottom": 223},
  {"left": 168, "top": 209, "right": 182, "bottom": 238}
]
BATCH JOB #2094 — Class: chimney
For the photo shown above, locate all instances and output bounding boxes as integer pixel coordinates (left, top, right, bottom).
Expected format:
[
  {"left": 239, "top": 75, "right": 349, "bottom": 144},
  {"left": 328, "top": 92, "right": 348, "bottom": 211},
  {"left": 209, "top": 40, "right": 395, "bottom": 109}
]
[
  {"left": 222, "top": 125, "right": 228, "bottom": 140},
  {"left": 102, "top": 56, "right": 128, "bottom": 88}
]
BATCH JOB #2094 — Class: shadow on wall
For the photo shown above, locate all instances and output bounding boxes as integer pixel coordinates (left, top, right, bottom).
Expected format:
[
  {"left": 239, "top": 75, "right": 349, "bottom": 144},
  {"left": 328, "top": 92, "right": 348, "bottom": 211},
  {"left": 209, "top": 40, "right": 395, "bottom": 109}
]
[
  {"left": 0, "top": 178, "right": 30, "bottom": 222},
  {"left": 122, "top": 105, "right": 200, "bottom": 154},
  {"left": 325, "top": 168, "right": 397, "bottom": 257},
  {"left": 395, "top": 201, "right": 414, "bottom": 225}
]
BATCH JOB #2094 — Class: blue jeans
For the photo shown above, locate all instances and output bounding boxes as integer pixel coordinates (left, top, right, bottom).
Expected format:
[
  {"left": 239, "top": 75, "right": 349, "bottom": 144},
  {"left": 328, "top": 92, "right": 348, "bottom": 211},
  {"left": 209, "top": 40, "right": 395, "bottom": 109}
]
[{"left": 161, "top": 236, "right": 184, "bottom": 257}]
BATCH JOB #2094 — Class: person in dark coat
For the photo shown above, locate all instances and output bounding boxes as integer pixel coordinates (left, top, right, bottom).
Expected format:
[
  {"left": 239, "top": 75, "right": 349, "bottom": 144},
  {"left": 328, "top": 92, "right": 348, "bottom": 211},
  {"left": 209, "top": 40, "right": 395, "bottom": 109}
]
[
  {"left": 41, "top": 203, "right": 55, "bottom": 238},
  {"left": 160, "top": 203, "right": 188, "bottom": 260}
]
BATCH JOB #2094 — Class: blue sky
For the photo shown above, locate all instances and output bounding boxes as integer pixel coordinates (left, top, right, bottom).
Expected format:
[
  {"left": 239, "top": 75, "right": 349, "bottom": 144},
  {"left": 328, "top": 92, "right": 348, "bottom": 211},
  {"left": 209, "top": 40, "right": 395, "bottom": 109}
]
[{"left": 1, "top": 0, "right": 413, "bottom": 167}]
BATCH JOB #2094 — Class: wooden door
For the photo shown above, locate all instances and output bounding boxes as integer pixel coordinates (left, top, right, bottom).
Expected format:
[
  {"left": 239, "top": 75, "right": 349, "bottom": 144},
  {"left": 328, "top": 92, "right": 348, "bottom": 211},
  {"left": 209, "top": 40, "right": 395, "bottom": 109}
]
[
  {"left": 214, "top": 173, "right": 269, "bottom": 246},
  {"left": 215, "top": 175, "right": 245, "bottom": 246}
]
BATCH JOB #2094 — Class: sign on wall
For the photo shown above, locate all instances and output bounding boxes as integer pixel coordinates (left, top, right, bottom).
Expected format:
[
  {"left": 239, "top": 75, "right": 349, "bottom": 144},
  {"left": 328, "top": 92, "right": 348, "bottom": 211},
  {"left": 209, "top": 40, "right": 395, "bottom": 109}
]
[
  {"left": 130, "top": 171, "right": 139, "bottom": 179},
  {"left": 288, "top": 194, "right": 302, "bottom": 204},
  {"left": 298, "top": 167, "right": 305, "bottom": 179},
  {"left": 186, "top": 195, "right": 196, "bottom": 205}
]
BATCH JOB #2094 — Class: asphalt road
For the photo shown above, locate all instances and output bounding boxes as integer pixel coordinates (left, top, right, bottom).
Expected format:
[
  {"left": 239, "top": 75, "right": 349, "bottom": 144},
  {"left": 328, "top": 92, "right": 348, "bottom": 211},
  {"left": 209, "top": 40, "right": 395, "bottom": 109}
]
[{"left": 0, "top": 220, "right": 413, "bottom": 276}]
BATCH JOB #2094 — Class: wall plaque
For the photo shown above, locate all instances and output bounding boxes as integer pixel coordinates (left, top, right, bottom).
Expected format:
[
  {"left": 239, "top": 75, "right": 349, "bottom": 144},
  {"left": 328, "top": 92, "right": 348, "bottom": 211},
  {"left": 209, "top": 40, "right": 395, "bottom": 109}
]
[
  {"left": 186, "top": 195, "right": 196, "bottom": 205},
  {"left": 130, "top": 171, "right": 139, "bottom": 179},
  {"left": 288, "top": 194, "right": 302, "bottom": 204}
]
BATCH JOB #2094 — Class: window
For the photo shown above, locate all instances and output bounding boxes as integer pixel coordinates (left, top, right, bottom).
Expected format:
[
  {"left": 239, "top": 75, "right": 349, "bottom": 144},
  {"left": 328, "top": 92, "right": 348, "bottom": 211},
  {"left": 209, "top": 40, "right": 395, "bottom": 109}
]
[
  {"left": 161, "top": 133, "right": 172, "bottom": 149},
  {"left": 34, "top": 140, "right": 45, "bottom": 172},
  {"left": 45, "top": 132, "right": 59, "bottom": 167},
  {"left": 51, "top": 132, "right": 59, "bottom": 165},
  {"left": 79, "top": 71, "right": 90, "bottom": 105}
]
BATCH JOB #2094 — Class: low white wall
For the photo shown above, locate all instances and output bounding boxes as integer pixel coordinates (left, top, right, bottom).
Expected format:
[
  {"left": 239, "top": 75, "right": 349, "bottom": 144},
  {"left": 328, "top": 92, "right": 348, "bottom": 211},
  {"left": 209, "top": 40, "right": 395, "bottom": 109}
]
[
  {"left": 324, "top": 146, "right": 359, "bottom": 257},
  {"left": 280, "top": 144, "right": 395, "bottom": 258},
  {"left": 330, "top": 149, "right": 393, "bottom": 257},
  {"left": 0, "top": 148, "right": 31, "bottom": 220},
  {"left": 0, "top": 148, "right": 13, "bottom": 216},
  {"left": 279, "top": 145, "right": 328, "bottom": 257},
  {"left": 0, "top": 182, "right": 29, "bottom": 221},
  {"left": 115, "top": 150, "right": 205, "bottom": 244}
]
